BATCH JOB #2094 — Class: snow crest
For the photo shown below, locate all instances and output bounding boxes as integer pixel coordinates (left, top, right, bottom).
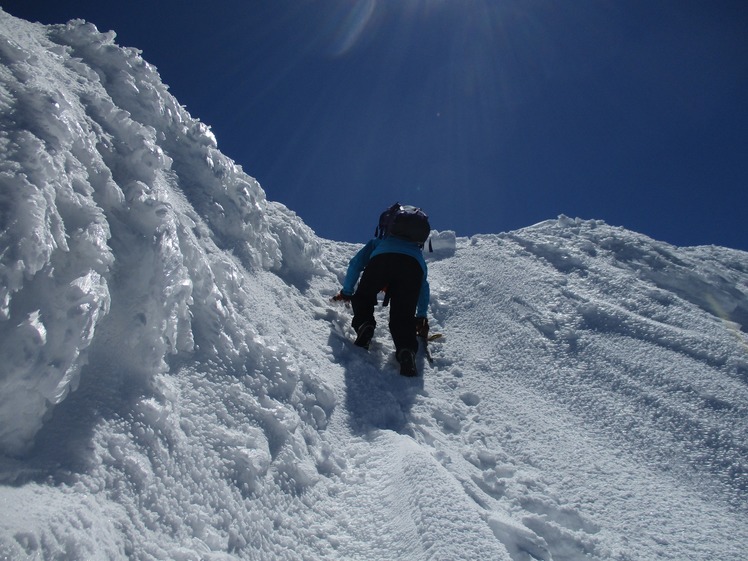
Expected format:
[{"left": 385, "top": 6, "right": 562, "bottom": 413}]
[{"left": 0, "top": 11, "right": 320, "bottom": 455}]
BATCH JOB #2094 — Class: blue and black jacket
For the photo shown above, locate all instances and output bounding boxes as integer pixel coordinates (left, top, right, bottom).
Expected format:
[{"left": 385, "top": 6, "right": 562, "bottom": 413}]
[{"left": 341, "top": 237, "right": 430, "bottom": 317}]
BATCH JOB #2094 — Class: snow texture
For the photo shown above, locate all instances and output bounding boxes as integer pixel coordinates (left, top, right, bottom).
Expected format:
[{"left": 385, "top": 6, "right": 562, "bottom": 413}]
[{"left": 1, "top": 9, "right": 747, "bottom": 561}]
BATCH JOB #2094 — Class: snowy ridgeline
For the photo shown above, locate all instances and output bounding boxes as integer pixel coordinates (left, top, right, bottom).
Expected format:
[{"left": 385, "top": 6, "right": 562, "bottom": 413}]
[{"left": 2, "top": 9, "right": 748, "bottom": 561}]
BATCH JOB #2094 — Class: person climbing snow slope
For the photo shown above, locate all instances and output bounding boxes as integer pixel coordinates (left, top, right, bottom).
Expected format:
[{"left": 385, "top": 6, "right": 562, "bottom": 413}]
[{"left": 334, "top": 203, "right": 431, "bottom": 376}]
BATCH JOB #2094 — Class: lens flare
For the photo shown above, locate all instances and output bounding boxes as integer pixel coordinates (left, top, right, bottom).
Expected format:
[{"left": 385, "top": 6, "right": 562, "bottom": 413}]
[{"left": 326, "top": 0, "right": 377, "bottom": 57}]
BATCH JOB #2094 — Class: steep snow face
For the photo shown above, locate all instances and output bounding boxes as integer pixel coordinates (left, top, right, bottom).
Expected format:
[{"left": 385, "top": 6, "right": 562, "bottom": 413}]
[
  {"left": 0, "top": 10, "right": 320, "bottom": 455},
  {"left": 2, "top": 9, "right": 748, "bottom": 561}
]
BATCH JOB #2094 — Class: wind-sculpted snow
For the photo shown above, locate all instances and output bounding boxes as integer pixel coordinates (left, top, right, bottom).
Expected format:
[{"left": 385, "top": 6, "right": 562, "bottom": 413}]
[
  {"left": 0, "top": 11, "right": 320, "bottom": 456},
  {"left": 2, "top": 9, "right": 748, "bottom": 561}
]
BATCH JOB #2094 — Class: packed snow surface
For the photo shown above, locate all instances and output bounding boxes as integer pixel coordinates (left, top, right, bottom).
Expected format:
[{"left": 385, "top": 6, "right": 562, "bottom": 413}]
[{"left": 1, "top": 9, "right": 747, "bottom": 561}]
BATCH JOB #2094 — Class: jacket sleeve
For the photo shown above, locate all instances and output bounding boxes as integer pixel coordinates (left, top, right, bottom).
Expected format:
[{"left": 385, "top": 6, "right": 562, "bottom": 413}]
[
  {"left": 416, "top": 276, "right": 430, "bottom": 318},
  {"left": 341, "top": 239, "right": 376, "bottom": 295}
]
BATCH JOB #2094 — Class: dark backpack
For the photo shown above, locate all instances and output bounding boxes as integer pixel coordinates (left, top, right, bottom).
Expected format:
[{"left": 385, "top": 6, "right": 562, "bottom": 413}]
[{"left": 375, "top": 202, "right": 431, "bottom": 246}]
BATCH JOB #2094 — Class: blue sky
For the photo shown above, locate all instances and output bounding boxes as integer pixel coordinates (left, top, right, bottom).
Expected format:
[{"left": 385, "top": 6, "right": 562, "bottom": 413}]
[{"left": 5, "top": 1, "right": 747, "bottom": 250}]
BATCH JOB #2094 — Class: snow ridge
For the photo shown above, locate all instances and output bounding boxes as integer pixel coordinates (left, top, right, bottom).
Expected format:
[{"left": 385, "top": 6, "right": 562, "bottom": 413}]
[
  {"left": 1, "top": 9, "right": 748, "bottom": 561},
  {"left": 0, "top": 10, "right": 320, "bottom": 456}
]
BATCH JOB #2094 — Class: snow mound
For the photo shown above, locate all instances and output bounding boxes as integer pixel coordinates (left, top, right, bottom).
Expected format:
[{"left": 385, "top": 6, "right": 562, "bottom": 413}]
[{"left": 425, "top": 229, "right": 456, "bottom": 260}]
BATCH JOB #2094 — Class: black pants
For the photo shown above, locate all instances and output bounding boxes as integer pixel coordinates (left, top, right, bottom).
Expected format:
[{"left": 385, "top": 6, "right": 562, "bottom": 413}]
[{"left": 351, "top": 253, "right": 424, "bottom": 354}]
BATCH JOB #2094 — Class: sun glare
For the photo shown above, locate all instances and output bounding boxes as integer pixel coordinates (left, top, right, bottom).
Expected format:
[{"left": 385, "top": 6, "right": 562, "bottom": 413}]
[{"left": 326, "top": 0, "right": 377, "bottom": 57}]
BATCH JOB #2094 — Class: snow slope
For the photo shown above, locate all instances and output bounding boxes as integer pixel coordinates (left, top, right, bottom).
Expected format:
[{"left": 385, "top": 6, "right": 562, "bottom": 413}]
[{"left": 1, "top": 9, "right": 747, "bottom": 561}]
